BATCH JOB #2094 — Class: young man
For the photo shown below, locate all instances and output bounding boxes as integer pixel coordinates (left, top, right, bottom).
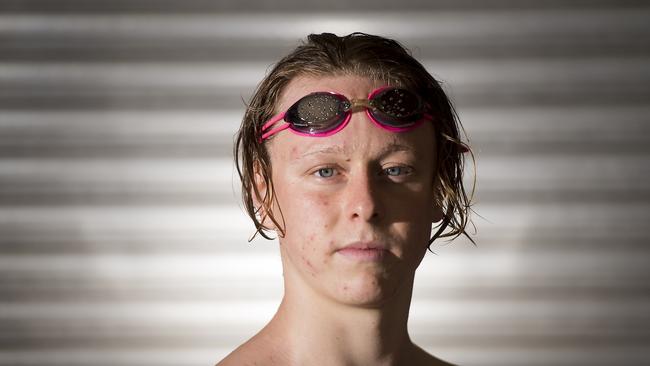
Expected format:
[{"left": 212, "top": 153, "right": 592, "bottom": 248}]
[{"left": 219, "top": 32, "right": 473, "bottom": 366}]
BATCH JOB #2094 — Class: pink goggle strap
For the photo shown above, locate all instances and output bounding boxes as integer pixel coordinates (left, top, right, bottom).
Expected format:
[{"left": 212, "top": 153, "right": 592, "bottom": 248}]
[{"left": 260, "top": 112, "right": 290, "bottom": 141}]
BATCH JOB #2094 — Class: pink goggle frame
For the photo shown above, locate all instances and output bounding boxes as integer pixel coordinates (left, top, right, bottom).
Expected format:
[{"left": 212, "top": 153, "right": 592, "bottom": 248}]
[{"left": 260, "top": 86, "right": 433, "bottom": 141}]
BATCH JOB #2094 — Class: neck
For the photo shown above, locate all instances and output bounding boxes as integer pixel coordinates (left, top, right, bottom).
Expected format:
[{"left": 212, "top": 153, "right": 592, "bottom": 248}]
[{"left": 264, "top": 264, "right": 418, "bottom": 366}]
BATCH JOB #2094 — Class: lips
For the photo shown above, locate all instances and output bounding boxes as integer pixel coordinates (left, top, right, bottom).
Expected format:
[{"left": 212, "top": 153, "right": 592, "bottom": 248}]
[{"left": 336, "top": 241, "right": 388, "bottom": 261}]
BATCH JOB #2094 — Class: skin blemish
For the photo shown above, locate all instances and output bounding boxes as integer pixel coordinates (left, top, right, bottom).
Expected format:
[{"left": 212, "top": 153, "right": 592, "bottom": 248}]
[{"left": 302, "top": 255, "right": 317, "bottom": 277}]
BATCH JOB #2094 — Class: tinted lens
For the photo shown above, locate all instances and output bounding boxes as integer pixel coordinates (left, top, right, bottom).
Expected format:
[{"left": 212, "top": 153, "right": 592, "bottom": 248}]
[
  {"left": 370, "top": 88, "right": 423, "bottom": 127},
  {"left": 285, "top": 92, "right": 349, "bottom": 134}
]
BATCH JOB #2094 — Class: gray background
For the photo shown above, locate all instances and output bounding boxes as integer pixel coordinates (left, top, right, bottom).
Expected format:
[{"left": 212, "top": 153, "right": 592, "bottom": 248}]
[{"left": 1, "top": 1, "right": 649, "bottom": 365}]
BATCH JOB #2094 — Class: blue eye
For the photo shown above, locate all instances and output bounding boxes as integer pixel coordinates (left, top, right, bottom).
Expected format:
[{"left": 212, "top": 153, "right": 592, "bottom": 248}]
[
  {"left": 316, "top": 167, "right": 335, "bottom": 178},
  {"left": 385, "top": 166, "right": 404, "bottom": 176}
]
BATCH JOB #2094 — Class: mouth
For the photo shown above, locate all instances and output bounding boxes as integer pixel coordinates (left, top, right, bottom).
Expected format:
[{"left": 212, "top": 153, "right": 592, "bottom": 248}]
[{"left": 336, "top": 241, "right": 388, "bottom": 261}]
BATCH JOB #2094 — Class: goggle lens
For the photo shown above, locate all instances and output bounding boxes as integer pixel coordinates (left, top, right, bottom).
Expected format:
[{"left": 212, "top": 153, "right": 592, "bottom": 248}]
[
  {"left": 369, "top": 88, "right": 423, "bottom": 127},
  {"left": 286, "top": 93, "right": 350, "bottom": 134}
]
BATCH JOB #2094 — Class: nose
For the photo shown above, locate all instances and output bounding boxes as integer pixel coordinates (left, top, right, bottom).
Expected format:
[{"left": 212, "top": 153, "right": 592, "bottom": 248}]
[{"left": 343, "top": 170, "right": 383, "bottom": 222}]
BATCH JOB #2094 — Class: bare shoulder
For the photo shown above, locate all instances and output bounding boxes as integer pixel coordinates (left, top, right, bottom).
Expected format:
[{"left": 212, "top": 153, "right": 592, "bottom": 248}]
[
  {"left": 215, "top": 340, "right": 268, "bottom": 366},
  {"left": 215, "top": 332, "right": 288, "bottom": 366}
]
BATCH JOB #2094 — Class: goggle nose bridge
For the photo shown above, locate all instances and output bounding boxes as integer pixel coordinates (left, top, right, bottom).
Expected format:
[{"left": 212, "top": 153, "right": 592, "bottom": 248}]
[{"left": 345, "top": 98, "right": 376, "bottom": 112}]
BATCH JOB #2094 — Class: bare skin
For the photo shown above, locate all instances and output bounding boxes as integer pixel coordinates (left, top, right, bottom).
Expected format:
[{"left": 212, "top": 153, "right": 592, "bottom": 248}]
[{"left": 217, "top": 74, "right": 455, "bottom": 366}]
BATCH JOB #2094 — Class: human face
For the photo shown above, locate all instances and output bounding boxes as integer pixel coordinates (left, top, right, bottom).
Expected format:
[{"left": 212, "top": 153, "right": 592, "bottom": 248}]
[{"left": 262, "top": 74, "right": 442, "bottom": 307}]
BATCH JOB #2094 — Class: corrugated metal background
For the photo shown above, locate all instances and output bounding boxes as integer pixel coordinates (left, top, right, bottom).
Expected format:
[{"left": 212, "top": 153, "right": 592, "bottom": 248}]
[{"left": 1, "top": 1, "right": 649, "bottom": 365}]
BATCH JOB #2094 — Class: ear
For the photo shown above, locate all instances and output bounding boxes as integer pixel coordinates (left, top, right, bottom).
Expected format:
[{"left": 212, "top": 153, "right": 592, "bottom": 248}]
[{"left": 252, "top": 161, "right": 276, "bottom": 231}]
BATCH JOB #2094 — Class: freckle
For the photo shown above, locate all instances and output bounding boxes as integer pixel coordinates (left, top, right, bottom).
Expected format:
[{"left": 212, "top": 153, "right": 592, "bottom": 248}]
[{"left": 343, "top": 286, "right": 349, "bottom": 291}]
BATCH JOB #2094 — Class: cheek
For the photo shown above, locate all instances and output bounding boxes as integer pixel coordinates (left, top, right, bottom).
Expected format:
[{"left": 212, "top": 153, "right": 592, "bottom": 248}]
[
  {"left": 315, "top": 193, "right": 334, "bottom": 229},
  {"left": 390, "top": 193, "right": 436, "bottom": 249},
  {"left": 291, "top": 228, "right": 332, "bottom": 278},
  {"left": 284, "top": 191, "right": 335, "bottom": 230},
  {"left": 280, "top": 192, "right": 335, "bottom": 267}
]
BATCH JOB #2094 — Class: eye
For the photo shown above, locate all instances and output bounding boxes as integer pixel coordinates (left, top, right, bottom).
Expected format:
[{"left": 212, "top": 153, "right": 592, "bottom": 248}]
[
  {"left": 315, "top": 167, "right": 336, "bottom": 178},
  {"left": 384, "top": 166, "right": 409, "bottom": 176}
]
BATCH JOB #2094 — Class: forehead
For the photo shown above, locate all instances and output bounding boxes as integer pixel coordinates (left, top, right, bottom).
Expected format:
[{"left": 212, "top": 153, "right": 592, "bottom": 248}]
[{"left": 276, "top": 74, "right": 384, "bottom": 112}]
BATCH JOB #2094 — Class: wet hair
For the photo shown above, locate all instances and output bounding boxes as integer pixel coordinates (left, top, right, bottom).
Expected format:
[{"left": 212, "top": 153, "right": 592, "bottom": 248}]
[{"left": 234, "top": 32, "right": 475, "bottom": 248}]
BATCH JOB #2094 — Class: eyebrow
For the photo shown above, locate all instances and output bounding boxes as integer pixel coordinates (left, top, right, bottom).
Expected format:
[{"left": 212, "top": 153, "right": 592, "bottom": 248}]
[
  {"left": 378, "top": 143, "right": 415, "bottom": 156},
  {"left": 299, "top": 145, "right": 346, "bottom": 159},
  {"left": 298, "top": 142, "right": 415, "bottom": 160}
]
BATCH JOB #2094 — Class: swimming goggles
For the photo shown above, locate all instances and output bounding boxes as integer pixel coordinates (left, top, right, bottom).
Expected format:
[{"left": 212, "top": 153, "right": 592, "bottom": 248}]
[{"left": 260, "top": 87, "right": 432, "bottom": 141}]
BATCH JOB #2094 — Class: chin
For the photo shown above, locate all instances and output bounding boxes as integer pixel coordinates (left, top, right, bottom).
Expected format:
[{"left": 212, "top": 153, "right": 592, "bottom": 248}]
[{"left": 332, "top": 271, "right": 406, "bottom": 308}]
